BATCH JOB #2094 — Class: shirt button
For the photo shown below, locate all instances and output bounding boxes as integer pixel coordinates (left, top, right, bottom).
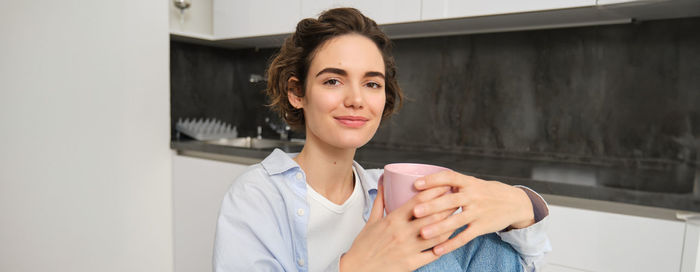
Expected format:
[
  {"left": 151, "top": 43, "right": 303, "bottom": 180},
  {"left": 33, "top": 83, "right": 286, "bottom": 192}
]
[
  {"left": 297, "top": 208, "right": 305, "bottom": 216},
  {"left": 297, "top": 258, "right": 305, "bottom": 266},
  {"left": 295, "top": 172, "right": 303, "bottom": 180}
]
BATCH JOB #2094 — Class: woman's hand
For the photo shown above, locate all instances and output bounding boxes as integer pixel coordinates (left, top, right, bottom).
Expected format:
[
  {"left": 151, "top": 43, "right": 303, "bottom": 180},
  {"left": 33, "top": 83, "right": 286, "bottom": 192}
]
[
  {"left": 339, "top": 183, "right": 455, "bottom": 272},
  {"left": 412, "top": 171, "right": 535, "bottom": 256}
]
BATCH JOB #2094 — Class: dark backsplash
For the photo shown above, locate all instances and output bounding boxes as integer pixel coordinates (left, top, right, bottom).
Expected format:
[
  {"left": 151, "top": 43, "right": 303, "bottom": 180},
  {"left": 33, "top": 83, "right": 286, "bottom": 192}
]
[
  {"left": 171, "top": 17, "right": 699, "bottom": 167},
  {"left": 170, "top": 44, "right": 288, "bottom": 139}
]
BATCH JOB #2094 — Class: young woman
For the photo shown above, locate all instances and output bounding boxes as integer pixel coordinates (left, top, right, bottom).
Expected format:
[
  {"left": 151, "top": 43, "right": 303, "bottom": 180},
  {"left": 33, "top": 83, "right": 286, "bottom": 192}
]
[{"left": 214, "top": 8, "right": 550, "bottom": 272}]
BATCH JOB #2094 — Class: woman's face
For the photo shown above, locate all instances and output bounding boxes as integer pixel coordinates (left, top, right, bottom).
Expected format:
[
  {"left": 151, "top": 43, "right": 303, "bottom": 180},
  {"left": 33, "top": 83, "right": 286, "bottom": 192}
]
[{"left": 291, "top": 34, "right": 386, "bottom": 150}]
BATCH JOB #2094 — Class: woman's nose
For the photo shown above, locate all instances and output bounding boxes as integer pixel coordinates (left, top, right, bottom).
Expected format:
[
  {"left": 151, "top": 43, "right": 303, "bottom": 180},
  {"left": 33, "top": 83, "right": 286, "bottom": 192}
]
[{"left": 344, "top": 83, "right": 364, "bottom": 109}]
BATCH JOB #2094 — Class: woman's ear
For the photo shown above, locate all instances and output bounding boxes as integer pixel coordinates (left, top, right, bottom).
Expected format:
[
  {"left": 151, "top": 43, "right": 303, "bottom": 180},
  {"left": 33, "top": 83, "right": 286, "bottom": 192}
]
[{"left": 287, "top": 77, "right": 304, "bottom": 109}]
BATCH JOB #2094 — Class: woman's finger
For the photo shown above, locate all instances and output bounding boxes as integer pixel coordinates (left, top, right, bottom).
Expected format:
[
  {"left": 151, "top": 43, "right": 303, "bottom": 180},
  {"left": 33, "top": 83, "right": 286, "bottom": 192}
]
[
  {"left": 415, "top": 170, "right": 478, "bottom": 191},
  {"left": 432, "top": 225, "right": 480, "bottom": 256},
  {"left": 419, "top": 209, "right": 475, "bottom": 239},
  {"left": 419, "top": 231, "right": 453, "bottom": 250},
  {"left": 368, "top": 183, "right": 385, "bottom": 222},
  {"left": 413, "top": 191, "right": 467, "bottom": 218},
  {"left": 408, "top": 249, "right": 442, "bottom": 271},
  {"left": 393, "top": 185, "right": 451, "bottom": 220},
  {"left": 409, "top": 208, "right": 454, "bottom": 231},
  {"left": 408, "top": 231, "right": 453, "bottom": 270},
  {"left": 414, "top": 185, "right": 452, "bottom": 204}
]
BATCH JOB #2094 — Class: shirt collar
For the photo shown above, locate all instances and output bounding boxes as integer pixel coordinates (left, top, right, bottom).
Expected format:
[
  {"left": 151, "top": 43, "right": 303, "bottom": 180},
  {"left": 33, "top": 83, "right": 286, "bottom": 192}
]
[
  {"left": 352, "top": 161, "right": 378, "bottom": 192},
  {"left": 352, "top": 160, "right": 378, "bottom": 221},
  {"left": 261, "top": 148, "right": 378, "bottom": 220},
  {"left": 260, "top": 148, "right": 300, "bottom": 175},
  {"left": 261, "top": 149, "right": 378, "bottom": 191}
]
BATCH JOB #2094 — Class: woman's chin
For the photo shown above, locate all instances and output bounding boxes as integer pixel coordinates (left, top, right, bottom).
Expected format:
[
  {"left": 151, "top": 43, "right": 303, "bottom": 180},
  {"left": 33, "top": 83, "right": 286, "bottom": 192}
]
[
  {"left": 332, "top": 141, "right": 368, "bottom": 150},
  {"left": 308, "top": 125, "right": 378, "bottom": 150},
  {"left": 329, "top": 136, "right": 372, "bottom": 150}
]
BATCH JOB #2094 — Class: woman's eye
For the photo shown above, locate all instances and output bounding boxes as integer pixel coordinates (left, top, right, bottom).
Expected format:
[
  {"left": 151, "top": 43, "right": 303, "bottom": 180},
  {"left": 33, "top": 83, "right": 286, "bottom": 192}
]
[
  {"left": 323, "top": 79, "right": 341, "bottom": 86},
  {"left": 366, "top": 82, "right": 382, "bottom": 89}
]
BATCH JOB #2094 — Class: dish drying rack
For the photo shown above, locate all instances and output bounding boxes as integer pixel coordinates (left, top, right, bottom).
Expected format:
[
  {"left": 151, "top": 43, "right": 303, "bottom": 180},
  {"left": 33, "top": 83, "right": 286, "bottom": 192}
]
[{"left": 175, "top": 118, "right": 237, "bottom": 141}]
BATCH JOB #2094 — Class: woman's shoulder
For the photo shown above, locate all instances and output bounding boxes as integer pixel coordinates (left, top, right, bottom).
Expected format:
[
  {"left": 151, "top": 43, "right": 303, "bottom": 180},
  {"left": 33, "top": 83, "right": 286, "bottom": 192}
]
[
  {"left": 226, "top": 163, "right": 283, "bottom": 200},
  {"left": 233, "top": 163, "right": 270, "bottom": 183}
]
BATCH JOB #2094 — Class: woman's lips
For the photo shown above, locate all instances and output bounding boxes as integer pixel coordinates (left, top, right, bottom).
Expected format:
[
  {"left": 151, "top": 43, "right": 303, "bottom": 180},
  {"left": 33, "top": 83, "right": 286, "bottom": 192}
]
[{"left": 334, "top": 116, "right": 369, "bottom": 128}]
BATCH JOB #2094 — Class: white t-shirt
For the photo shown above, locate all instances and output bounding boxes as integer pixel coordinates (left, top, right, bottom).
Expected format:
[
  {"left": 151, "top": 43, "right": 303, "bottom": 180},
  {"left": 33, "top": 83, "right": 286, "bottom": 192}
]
[{"left": 306, "top": 167, "right": 366, "bottom": 272}]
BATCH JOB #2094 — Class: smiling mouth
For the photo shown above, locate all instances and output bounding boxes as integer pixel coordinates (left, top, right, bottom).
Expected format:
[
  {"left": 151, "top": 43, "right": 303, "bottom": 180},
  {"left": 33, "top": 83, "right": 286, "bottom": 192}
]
[{"left": 334, "top": 116, "right": 369, "bottom": 128}]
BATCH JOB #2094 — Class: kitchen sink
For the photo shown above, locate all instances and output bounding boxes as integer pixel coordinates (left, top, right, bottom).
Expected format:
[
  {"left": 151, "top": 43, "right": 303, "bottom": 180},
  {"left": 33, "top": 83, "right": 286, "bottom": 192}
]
[{"left": 206, "top": 137, "right": 304, "bottom": 150}]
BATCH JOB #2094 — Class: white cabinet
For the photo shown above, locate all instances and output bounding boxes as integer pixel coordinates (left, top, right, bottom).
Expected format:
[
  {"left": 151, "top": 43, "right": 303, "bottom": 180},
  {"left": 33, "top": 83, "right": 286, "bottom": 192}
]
[
  {"left": 213, "top": 0, "right": 301, "bottom": 39},
  {"left": 679, "top": 214, "right": 700, "bottom": 272},
  {"left": 301, "top": 0, "right": 421, "bottom": 25},
  {"left": 178, "top": 0, "right": 697, "bottom": 47},
  {"left": 421, "top": 0, "right": 595, "bottom": 21},
  {"left": 172, "top": 153, "right": 252, "bottom": 272},
  {"left": 597, "top": 0, "right": 645, "bottom": 4},
  {"left": 544, "top": 205, "right": 686, "bottom": 272},
  {"left": 213, "top": 0, "right": 420, "bottom": 39},
  {"left": 169, "top": 0, "right": 214, "bottom": 39}
]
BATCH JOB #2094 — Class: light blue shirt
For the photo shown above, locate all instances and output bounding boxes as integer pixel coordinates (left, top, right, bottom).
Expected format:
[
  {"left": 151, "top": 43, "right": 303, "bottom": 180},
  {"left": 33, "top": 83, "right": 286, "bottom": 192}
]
[{"left": 213, "top": 149, "right": 551, "bottom": 271}]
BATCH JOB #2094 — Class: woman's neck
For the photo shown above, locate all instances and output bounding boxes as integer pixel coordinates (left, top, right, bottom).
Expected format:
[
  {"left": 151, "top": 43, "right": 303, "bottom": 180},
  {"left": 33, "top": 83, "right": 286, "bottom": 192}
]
[{"left": 294, "top": 132, "right": 356, "bottom": 205}]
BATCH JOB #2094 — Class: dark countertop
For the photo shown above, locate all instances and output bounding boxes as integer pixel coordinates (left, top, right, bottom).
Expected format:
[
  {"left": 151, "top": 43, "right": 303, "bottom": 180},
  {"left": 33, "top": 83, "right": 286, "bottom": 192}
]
[{"left": 172, "top": 140, "right": 700, "bottom": 213}]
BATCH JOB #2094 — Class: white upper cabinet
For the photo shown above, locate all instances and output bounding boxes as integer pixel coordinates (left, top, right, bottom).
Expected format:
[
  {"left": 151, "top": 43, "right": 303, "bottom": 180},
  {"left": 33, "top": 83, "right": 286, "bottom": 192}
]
[
  {"left": 177, "top": 0, "right": 697, "bottom": 47},
  {"left": 214, "top": 0, "right": 301, "bottom": 39},
  {"left": 169, "top": 0, "right": 214, "bottom": 39},
  {"left": 301, "top": 0, "right": 421, "bottom": 25},
  {"left": 597, "top": 0, "right": 646, "bottom": 4},
  {"left": 422, "top": 0, "right": 596, "bottom": 20}
]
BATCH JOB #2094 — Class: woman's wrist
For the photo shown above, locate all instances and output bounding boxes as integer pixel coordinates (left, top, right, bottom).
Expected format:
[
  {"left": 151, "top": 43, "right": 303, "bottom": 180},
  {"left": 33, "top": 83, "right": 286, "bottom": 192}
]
[{"left": 509, "top": 187, "right": 536, "bottom": 229}]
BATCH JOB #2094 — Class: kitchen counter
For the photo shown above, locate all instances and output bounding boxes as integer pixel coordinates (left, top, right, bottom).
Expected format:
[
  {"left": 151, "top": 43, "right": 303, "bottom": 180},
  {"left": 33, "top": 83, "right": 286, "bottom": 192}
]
[{"left": 172, "top": 140, "right": 700, "bottom": 216}]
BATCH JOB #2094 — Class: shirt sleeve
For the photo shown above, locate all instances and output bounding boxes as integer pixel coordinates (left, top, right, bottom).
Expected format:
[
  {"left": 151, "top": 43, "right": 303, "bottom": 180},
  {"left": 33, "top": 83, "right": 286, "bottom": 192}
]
[
  {"left": 321, "top": 255, "right": 342, "bottom": 272},
  {"left": 496, "top": 186, "right": 552, "bottom": 272},
  {"left": 212, "top": 172, "right": 290, "bottom": 272}
]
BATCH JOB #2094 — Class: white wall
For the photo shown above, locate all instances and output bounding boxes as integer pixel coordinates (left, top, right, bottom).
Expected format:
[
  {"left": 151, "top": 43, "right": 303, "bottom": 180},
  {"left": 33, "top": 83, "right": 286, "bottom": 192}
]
[{"left": 0, "top": 1, "right": 172, "bottom": 271}]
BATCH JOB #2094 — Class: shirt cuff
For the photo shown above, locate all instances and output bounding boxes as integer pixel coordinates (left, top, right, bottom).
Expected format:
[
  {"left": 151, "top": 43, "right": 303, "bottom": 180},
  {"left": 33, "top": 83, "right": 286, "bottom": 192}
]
[
  {"left": 498, "top": 185, "right": 552, "bottom": 271},
  {"left": 497, "top": 216, "right": 552, "bottom": 271},
  {"left": 514, "top": 185, "right": 549, "bottom": 223}
]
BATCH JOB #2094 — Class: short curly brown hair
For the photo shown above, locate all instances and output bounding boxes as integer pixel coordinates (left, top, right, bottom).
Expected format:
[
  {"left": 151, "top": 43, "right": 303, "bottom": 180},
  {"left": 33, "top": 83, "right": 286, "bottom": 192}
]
[{"left": 265, "top": 7, "right": 403, "bottom": 131}]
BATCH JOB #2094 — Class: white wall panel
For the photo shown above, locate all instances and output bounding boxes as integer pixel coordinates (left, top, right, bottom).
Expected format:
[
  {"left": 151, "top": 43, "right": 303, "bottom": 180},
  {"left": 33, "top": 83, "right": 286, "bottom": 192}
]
[{"left": 0, "top": 1, "right": 172, "bottom": 271}]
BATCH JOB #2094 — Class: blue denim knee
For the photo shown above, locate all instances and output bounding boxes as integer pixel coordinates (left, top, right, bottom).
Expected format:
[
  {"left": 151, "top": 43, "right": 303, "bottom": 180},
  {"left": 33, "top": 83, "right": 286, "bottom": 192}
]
[{"left": 415, "top": 226, "right": 523, "bottom": 272}]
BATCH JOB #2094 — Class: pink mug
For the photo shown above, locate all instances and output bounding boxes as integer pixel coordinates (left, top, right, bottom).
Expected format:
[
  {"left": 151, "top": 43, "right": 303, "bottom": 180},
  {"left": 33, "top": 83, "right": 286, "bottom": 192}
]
[{"left": 379, "top": 163, "right": 451, "bottom": 213}]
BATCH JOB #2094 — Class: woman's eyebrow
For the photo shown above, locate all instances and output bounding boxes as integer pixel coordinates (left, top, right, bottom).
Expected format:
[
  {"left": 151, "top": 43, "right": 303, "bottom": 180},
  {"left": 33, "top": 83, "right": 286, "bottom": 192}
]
[
  {"left": 315, "top": 67, "right": 346, "bottom": 77},
  {"left": 364, "top": 71, "right": 385, "bottom": 79},
  {"left": 315, "top": 68, "right": 385, "bottom": 79}
]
